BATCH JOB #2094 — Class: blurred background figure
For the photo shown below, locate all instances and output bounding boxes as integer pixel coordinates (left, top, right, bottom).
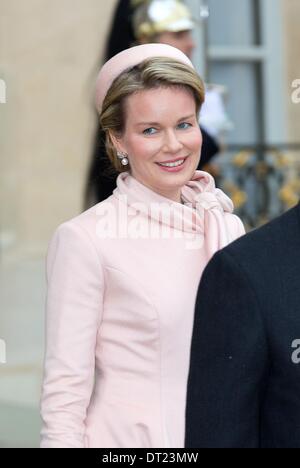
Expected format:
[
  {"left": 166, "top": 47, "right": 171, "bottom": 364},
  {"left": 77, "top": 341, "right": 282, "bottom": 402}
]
[
  {"left": 84, "top": 0, "right": 232, "bottom": 208},
  {"left": 132, "top": 0, "right": 196, "bottom": 57},
  {"left": 1, "top": 0, "right": 300, "bottom": 448},
  {"left": 198, "top": 0, "right": 297, "bottom": 229},
  {"left": 132, "top": 0, "right": 232, "bottom": 138}
]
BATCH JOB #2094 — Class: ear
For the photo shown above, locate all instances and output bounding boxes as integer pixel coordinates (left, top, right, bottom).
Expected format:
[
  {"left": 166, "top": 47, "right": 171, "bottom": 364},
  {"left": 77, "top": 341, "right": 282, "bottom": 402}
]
[{"left": 109, "top": 130, "right": 126, "bottom": 154}]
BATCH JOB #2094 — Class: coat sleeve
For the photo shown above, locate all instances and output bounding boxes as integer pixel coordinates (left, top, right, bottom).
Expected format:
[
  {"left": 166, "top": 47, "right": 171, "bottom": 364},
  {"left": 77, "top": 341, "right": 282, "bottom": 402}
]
[
  {"left": 185, "top": 250, "right": 269, "bottom": 448},
  {"left": 40, "top": 221, "right": 104, "bottom": 448}
]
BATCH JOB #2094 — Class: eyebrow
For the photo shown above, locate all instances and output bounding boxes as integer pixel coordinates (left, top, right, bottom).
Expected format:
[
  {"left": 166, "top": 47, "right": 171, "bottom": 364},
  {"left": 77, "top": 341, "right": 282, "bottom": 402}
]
[{"left": 135, "top": 115, "right": 195, "bottom": 127}]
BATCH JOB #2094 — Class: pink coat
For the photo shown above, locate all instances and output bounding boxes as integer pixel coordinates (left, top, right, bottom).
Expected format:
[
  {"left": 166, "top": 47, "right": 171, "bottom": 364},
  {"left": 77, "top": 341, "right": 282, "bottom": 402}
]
[{"left": 40, "top": 171, "right": 245, "bottom": 448}]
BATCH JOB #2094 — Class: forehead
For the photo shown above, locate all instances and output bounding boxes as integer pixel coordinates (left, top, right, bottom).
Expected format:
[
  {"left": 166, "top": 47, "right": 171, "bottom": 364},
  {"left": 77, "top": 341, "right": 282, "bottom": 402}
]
[{"left": 124, "top": 86, "right": 196, "bottom": 118}]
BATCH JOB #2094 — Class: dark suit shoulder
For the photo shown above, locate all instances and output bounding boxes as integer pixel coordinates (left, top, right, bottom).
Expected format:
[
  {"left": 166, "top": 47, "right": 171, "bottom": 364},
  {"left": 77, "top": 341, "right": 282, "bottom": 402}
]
[
  {"left": 222, "top": 203, "right": 300, "bottom": 266},
  {"left": 210, "top": 203, "right": 300, "bottom": 317}
]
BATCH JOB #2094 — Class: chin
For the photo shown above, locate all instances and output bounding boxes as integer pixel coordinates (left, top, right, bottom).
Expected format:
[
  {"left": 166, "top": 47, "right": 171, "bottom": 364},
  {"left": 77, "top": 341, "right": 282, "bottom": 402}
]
[{"left": 159, "top": 169, "right": 194, "bottom": 189}]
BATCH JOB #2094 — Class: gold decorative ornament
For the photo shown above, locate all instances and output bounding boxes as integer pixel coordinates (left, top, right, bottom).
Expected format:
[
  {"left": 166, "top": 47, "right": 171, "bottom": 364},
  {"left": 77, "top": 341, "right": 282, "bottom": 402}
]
[{"left": 132, "top": 0, "right": 195, "bottom": 40}]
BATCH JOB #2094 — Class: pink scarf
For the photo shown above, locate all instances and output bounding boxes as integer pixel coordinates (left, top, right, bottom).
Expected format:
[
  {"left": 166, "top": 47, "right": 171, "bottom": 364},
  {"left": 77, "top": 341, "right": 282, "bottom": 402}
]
[{"left": 113, "top": 170, "right": 241, "bottom": 256}]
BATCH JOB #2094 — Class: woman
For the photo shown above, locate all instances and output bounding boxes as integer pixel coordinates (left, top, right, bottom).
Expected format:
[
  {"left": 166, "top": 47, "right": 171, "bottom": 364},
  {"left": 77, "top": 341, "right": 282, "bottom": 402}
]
[
  {"left": 40, "top": 43, "right": 245, "bottom": 448},
  {"left": 84, "top": 0, "right": 220, "bottom": 207}
]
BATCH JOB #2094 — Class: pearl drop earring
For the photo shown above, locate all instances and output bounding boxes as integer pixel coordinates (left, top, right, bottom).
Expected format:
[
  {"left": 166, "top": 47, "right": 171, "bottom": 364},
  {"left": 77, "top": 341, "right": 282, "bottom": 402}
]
[{"left": 117, "top": 151, "right": 129, "bottom": 166}]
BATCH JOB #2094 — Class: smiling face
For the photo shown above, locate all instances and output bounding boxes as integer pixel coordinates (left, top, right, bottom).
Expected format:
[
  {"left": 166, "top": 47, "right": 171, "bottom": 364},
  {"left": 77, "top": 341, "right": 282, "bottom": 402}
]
[{"left": 110, "top": 86, "right": 202, "bottom": 203}]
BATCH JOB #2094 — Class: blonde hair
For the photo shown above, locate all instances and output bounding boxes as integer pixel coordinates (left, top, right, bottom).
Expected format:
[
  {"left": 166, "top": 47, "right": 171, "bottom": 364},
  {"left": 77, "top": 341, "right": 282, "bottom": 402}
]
[{"left": 99, "top": 57, "right": 205, "bottom": 173}]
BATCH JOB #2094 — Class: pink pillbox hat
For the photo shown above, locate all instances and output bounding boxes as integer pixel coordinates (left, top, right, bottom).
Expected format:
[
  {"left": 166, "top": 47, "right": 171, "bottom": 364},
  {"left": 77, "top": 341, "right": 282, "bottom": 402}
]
[{"left": 95, "top": 43, "right": 194, "bottom": 114}]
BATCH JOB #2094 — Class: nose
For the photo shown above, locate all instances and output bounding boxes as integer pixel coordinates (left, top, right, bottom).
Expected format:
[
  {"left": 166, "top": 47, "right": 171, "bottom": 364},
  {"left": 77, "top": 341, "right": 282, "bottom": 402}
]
[{"left": 162, "top": 129, "right": 184, "bottom": 153}]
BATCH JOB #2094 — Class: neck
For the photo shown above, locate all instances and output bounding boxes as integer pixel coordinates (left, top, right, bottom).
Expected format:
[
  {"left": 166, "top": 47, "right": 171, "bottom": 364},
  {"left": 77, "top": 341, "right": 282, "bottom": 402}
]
[
  {"left": 131, "top": 174, "right": 183, "bottom": 204},
  {"left": 155, "top": 189, "right": 182, "bottom": 204},
  {"left": 145, "top": 184, "right": 182, "bottom": 204}
]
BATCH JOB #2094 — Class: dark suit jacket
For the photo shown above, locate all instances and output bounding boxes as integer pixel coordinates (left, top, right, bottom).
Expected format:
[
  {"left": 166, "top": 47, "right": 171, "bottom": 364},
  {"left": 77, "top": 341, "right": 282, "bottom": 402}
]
[{"left": 185, "top": 203, "right": 300, "bottom": 448}]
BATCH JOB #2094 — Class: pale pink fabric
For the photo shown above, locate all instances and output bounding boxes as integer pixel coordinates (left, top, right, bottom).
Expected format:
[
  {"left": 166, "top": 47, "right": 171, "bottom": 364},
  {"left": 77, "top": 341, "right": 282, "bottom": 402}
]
[
  {"left": 40, "top": 171, "right": 245, "bottom": 448},
  {"left": 95, "top": 43, "right": 194, "bottom": 113}
]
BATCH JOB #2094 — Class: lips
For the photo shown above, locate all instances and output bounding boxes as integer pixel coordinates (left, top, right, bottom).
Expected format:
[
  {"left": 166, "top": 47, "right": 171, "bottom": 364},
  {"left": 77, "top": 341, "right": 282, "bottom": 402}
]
[
  {"left": 157, "top": 159, "right": 185, "bottom": 168},
  {"left": 155, "top": 156, "right": 189, "bottom": 172},
  {"left": 156, "top": 156, "right": 189, "bottom": 164}
]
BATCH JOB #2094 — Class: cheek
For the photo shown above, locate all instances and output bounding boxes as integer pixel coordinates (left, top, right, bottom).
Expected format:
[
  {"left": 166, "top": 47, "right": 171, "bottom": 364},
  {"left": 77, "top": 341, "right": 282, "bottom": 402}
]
[
  {"left": 198, "top": 131, "right": 203, "bottom": 148},
  {"left": 188, "top": 129, "right": 203, "bottom": 152},
  {"left": 126, "top": 136, "right": 145, "bottom": 157},
  {"left": 128, "top": 135, "right": 160, "bottom": 161}
]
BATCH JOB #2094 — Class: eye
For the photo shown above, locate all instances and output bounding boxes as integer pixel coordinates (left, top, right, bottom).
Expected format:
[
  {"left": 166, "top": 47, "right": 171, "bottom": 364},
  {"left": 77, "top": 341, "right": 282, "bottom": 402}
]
[
  {"left": 143, "top": 127, "right": 157, "bottom": 135},
  {"left": 177, "top": 122, "right": 192, "bottom": 130}
]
